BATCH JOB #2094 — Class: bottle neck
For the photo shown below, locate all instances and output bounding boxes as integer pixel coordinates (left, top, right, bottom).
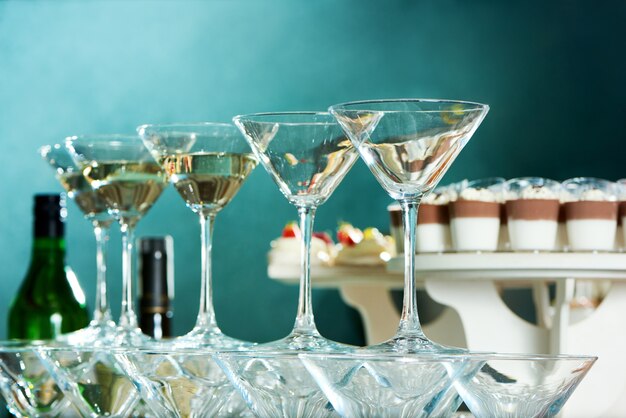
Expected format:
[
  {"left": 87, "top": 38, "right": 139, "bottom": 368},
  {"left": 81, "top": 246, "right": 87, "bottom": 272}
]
[{"left": 31, "top": 236, "right": 66, "bottom": 261}]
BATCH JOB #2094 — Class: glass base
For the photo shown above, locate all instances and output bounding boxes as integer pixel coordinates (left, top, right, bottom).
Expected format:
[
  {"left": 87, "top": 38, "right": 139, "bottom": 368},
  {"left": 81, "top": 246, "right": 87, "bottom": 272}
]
[
  {"left": 113, "top": 325, "right": 153, "bottom": 347},
  {"left": 55, "top": 319, "right": 118, "bottom": 347},
  {"left": 364, "top": 334, "right": 466, "bottom": 354},
  {"left": 258, "top": 330, "right": 354, "bottom": 352},
  {"left": 173, "top": 326, "right": 253, "bottom": 350}
]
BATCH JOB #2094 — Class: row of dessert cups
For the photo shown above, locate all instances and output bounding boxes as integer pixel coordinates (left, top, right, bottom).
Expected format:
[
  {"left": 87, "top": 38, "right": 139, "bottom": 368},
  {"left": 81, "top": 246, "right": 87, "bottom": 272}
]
[{"left": 390, "top": 177, "right": 626, "bottom": 253}]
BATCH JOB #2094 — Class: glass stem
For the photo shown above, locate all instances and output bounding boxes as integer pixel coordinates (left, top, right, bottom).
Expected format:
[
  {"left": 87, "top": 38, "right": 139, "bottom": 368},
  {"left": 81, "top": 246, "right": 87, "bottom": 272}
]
[
  {"left": 293, "top": 205, "right": 318, "bottom": 335},
  {"left": 119, "top": 221, "right": 138, "bottom": 329},
  {"left": 195, "top": 213, "right": 219, "bottom": 332},
  {"left": 92, "top": 221, "right": 112, "bottom": 324},
  {"left": 397, "top": 198, "right": 426, "bottom": 338}
]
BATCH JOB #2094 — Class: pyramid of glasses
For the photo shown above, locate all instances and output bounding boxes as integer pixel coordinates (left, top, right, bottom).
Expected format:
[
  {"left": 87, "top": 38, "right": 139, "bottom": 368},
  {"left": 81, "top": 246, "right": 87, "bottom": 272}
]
[{"left": 0, "top": 100, "right": 597, "bottom": 418}]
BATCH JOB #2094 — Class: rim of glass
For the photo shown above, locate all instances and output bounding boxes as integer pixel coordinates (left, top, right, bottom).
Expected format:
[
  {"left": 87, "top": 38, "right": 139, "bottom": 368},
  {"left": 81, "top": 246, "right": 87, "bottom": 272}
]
[
  {"left": 64, "top": 134, "right": 142, "bottom": 147},
  {"left": 137, "top": 122, "right": 236, "bottom": 132},
  {"left": 329, "top": 98, "right": 489, "bottom": 114},
  {"left": 233, "top": 111, "right": 336, "bottom": 126},
  {"left": 464, "top": 352, "right": 598, "bottom": 362}
]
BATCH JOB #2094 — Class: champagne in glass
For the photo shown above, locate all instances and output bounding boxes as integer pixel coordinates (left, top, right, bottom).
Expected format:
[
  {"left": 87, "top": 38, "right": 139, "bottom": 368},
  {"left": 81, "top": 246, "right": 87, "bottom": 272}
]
[
  {"left": 40, "top": 144, "right": 116, "bottom": 345},
  {"left": 140, "top": 123, "right": 257, "bottom": 348},
  {"left": 136, "top": 123, "right": 258, "bottom": 418},
  {"left": 66, "top": 135, "right": 168, "bottom": 346}
]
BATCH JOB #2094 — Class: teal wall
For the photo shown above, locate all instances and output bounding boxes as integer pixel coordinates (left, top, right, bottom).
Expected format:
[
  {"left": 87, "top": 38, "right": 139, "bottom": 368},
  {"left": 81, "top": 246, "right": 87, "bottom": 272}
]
[{"left": 1, "top": 0, "right": 625, "bottom": 344}]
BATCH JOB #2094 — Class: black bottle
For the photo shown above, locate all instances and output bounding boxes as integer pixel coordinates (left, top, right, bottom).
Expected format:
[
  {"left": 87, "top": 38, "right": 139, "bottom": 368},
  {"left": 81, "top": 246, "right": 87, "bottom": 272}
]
[{"left": 138, "top": 236, "right": 174, "bottom": 339}]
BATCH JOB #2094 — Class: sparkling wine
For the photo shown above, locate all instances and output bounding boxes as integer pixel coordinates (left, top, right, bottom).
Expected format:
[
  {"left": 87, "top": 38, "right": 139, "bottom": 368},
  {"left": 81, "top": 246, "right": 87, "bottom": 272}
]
[
  {"left": 160, "top": 152, "right": 257, "bottom": 213},
  {"left": 58, "top": 172, "right": 109, "bottom": 219},
  {"left": 82, "top": 161, "right": 167, "bottom": 220}
]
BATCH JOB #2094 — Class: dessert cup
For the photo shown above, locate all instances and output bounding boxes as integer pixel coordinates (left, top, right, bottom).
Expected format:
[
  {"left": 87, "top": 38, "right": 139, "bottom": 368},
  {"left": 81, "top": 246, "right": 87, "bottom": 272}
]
[
  {"left": 449, "top": 178, "right": 504, "bottom": 252},
  {"left": 616, "top": 179, "right": 626, "bottom": 251},
  {"left": 416, "top": 187, "right": 452, "bottom": 253},
  {"left": 387, "top": 203, "right": 404, "bottom": 254},
  {"left": 504, "top": 177, "right": 561, "bottom": 252},
  {"left": 562, "top": 177, "right": 618, "bottom": 252}
]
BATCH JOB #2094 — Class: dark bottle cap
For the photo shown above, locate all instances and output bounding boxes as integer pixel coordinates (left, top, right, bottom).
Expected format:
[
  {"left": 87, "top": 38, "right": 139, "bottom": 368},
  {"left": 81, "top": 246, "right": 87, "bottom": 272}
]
[
  {"left": 34, "top": 194, "right": 66, "bottom": 238},
  {"left": 138, "top": 236, "right": 173, "bottom": 311}
]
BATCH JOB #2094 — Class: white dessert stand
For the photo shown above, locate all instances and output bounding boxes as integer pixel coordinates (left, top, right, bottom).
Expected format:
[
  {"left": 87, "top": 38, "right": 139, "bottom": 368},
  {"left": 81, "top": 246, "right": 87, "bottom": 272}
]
[{"left": 268, "top": 253, "right": 626, "bottom": 418}]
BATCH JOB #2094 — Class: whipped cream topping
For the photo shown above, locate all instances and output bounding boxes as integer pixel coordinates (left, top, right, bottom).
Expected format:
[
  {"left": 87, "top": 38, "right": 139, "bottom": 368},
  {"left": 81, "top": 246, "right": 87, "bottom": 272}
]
[
  {"left": 509, "top": 186, "right": 559, "bottom": 200},
  {"left": 560, "top": 188, "right": 616, "bottom": 202},
  {"left": 459, "top": 187, "right": 498, "bottom": 203},
  {"left": 423, "top": 191, "right": 450, "bottom": 205},
  {"left": 580, "top": 188, "right": 613, "bottom": 201}
]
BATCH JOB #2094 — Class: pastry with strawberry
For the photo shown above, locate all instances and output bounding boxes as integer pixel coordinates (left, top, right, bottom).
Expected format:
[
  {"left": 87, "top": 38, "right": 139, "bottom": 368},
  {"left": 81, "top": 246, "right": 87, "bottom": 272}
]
[
  {"left": 335, "top": 223, "right": 395, "bottom": 266},
  {"left": 268, "top": 222, "right": 337, "bottom": 267}
]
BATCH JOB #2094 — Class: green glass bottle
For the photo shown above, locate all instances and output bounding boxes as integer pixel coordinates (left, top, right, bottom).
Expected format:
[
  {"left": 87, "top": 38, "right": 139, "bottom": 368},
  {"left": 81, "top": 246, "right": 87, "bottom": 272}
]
[{"left": 8, "top": 194, "right": 89, "bottom": 339}]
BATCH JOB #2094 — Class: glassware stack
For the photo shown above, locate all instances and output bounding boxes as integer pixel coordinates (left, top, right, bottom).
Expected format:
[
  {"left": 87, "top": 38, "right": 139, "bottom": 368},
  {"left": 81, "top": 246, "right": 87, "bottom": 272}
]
[{"left": 1, "top": 99, "right": 597, "bottom": 418}]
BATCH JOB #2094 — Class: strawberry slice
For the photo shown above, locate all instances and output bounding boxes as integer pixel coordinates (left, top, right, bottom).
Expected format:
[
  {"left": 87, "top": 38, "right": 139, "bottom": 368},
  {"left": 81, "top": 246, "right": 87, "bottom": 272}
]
[
  {"left": 337, "top": 222, "right": 363, "bottom": 247},
  {"left": 282, "top": 221, "right": 301, "bottom": 239},
  {"left": 313, "top": 232, "right": 333, "bottom": 245}
]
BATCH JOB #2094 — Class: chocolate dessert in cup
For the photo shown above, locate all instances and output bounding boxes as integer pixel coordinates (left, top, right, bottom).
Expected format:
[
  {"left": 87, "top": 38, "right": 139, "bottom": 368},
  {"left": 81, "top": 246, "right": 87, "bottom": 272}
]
[
  {"left": 504, "top": 177, "right": 561, "bottom": 252},
  {"left": 415, "top": 186, "right": 452, "bottom": 253},
  {"left": 561, "top": 177, "right": 618, "bottom": 252},
  {"left": 387, "top": 202, "right": 404, "bottom": 253},
  {"left": 330, "top": 98, "right": 489, "bottom": 353},
  {"left": 449, "top": 178, "right": 504, "bottom": 253},
  {"left": 556, "top": 199, "right": 569, "bottom": 251},
  {"left": 616, "top": 178, "right": 626, "bottom": 251}
]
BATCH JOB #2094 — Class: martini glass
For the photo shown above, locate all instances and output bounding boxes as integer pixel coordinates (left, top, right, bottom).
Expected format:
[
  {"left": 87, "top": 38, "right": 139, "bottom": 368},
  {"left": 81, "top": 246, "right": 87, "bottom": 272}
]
[
  {"left": 453, "top": 353, "right": 596, "bottom": 418},
  {"left": 330, "top": 99, "right": 489, "bottom": 353},
  {"left": 233, "top": 112, "right": 358, "bottom": 351},
  {"left": 39, "top": 144, "right": 117, "bottom": 346},
  {"left": 139, "top": 123, "right": 257, "bottom": 349},
  {"left": 65, "top": 135, "right": 168, "bottom": 346}
]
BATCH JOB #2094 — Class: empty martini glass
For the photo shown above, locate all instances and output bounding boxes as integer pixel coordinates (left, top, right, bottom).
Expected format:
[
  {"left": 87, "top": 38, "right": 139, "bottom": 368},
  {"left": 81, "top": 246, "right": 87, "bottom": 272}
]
[
  {"left": 330, "top": 99, "right": 489, "bottom": 353},
  {"left": 139, "top": 123, "right": 257, "bottom": 349},
  {"left": 66, "top": 135, "right": 169, "bottom": 346},
  {"left": 39, "top": 144, "right": 117, "bottom": 346},
  {"left": 233, "top": 112, "right": 358, "bottom": 351},
  {"left": 453, "top": 353, "right": 596, "bottom": 418},
  {"left": 220, "top": 112, "right": 357, "bottom": 418}
]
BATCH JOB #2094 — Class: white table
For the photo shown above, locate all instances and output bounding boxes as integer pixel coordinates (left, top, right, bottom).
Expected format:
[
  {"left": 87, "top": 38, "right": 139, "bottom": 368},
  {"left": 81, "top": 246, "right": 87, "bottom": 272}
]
[{"left": 269, "top": 253, "right": 626, "bottom": 418}]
